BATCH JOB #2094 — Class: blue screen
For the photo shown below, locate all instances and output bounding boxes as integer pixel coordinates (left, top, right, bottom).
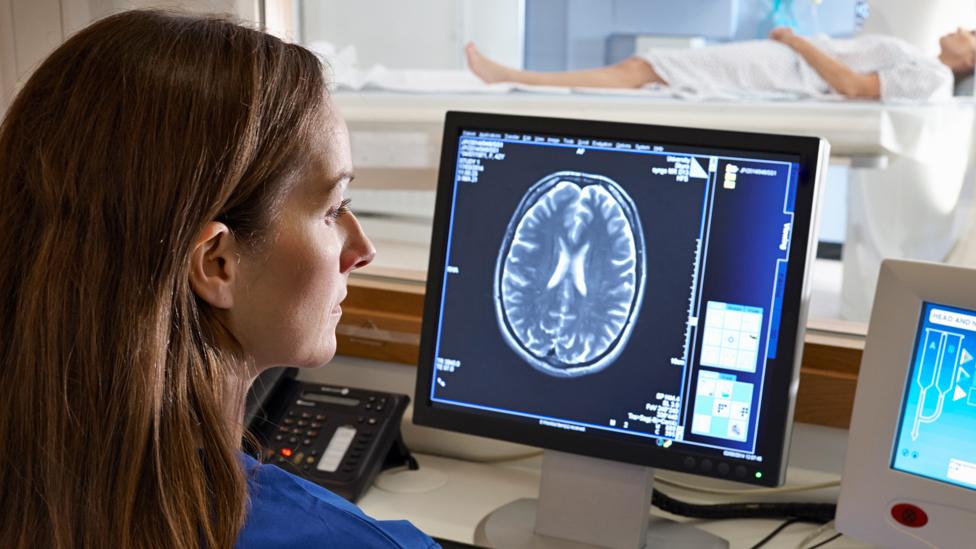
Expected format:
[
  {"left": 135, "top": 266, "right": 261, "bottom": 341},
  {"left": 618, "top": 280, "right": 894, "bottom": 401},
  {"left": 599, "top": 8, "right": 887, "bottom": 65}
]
[
  {"left": 892, "top": 302, "right": 976, "bottom": 491},
  {"left": 429, "top": 128, "right": 800, "bottom": 459}
]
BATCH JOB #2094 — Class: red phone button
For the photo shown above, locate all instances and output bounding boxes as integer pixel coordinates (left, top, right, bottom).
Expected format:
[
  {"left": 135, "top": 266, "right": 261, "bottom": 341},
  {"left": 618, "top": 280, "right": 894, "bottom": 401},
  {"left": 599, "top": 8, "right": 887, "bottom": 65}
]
[{"left": 891, "top": 503, "right": 928, "bottom": 528}]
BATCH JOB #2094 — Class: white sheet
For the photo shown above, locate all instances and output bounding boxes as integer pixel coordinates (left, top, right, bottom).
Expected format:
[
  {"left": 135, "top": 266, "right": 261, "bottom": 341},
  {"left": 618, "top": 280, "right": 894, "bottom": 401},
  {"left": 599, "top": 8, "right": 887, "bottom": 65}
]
[
  {"left": 310, "top": 41, "right": 746, "bottom": 100},
  {"left": 312, "top": 40, "right": 955, "bottom": 104},
  {"left": 641, "top": 35, "right": 953, "bottom": 102}
]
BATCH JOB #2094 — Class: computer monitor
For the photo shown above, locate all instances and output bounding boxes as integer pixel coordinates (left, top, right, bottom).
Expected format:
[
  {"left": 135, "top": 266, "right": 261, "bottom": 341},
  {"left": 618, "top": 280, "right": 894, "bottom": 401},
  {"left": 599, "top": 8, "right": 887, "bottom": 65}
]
[
  {"left": 414, "top": 111, "right": 827, "bottom": 548},
  {"left": 837, "top": 260, "right": 976, "bottom": 548}
]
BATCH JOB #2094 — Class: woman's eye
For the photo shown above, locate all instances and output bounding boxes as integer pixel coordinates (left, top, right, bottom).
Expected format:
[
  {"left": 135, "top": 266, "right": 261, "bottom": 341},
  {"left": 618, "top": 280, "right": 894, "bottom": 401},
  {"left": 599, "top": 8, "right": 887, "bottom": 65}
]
[{"left": 325, "top": 198, "right": 352, "bottom": 222}]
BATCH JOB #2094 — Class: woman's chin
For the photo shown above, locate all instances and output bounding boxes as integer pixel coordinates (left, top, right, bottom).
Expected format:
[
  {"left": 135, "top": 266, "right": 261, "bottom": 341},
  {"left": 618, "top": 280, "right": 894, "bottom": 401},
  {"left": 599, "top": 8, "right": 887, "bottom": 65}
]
[
  {"left": 299, "top": 347, "right": 337, "bottom": 369},
  {"left": 307, "top": 337, "right": 338, "bottom": 368}
]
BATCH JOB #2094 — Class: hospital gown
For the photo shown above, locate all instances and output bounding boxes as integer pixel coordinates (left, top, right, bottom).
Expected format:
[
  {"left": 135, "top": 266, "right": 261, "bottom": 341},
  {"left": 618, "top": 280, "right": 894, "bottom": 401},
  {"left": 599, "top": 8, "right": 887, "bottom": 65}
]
[{"left": 640, "top": 34, "right": 954, "bottom": 102}]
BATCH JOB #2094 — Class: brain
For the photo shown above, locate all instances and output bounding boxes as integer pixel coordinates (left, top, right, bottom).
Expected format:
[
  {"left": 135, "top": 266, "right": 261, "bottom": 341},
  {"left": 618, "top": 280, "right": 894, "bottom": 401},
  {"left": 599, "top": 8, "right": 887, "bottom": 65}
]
[{"left": 494, "top": 171, "right": 646, "bottom": 377}]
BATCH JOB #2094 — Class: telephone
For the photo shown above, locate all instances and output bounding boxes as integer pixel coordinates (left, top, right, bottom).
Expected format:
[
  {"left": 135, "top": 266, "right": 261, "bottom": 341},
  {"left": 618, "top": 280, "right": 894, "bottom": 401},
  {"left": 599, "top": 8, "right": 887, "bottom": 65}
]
[{"left": 244, "top": 367, "right": 412, "bottom": 502}]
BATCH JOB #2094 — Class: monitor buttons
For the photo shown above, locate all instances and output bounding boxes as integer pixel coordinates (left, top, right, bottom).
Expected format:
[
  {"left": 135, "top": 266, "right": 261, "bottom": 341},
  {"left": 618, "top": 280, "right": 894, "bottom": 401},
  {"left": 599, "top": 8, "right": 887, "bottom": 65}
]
[
  {"left": 717, "top": 462, "right": 730, "bottom": 476},
  {"left": 683, "top": 457, "right": 696, "bottom": 470},
  {"left": 700, "top": 459, "right": 713, "bottom": 473},
  {"left": 734, "top": 465, "right": 747, "bottom": 479},
  {"left": 891, "top": 503, "right": 928, "bottom": 528}
]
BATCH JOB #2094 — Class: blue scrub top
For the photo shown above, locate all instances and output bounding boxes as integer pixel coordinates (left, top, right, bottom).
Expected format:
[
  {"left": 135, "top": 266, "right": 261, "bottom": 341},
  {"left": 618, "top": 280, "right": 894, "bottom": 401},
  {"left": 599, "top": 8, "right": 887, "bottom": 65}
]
[{"left": 236, "top": 453, "right": 439, "bottom": 548}]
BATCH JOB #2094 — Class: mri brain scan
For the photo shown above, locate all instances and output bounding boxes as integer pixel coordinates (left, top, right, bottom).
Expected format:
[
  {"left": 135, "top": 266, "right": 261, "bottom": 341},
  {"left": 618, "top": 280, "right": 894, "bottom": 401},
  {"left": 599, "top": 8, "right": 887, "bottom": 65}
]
[{"left": 494, "top": 171, "right": 646, "bottom": 377}]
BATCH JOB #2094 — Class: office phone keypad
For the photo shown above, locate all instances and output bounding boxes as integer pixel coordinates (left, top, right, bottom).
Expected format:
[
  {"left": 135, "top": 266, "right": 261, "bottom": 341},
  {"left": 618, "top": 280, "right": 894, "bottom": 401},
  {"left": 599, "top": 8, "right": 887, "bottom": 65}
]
[{"left": 256, "top": 382, "right": 409, "bottom": 501}]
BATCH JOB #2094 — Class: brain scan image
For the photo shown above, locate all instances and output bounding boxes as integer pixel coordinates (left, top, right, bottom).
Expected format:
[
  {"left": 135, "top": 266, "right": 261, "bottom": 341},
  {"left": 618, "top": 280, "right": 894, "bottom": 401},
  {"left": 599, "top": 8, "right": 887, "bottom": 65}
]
[{"left": 494, "top": 171, "right": 646, "bottom": 377}]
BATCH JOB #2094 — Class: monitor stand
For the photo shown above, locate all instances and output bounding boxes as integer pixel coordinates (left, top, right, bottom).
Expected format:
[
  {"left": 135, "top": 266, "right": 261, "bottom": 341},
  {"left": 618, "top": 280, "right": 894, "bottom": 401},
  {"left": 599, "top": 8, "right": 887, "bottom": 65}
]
[{"left": 474, "top": 450, "right": 729, "bottom": 549}]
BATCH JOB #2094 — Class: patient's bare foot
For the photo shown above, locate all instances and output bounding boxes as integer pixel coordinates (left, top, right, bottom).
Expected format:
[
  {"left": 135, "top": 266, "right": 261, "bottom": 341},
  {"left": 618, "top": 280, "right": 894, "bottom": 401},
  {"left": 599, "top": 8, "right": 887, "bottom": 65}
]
[{"left": 465, "top": 43, "right": 515, "bottom": 83}]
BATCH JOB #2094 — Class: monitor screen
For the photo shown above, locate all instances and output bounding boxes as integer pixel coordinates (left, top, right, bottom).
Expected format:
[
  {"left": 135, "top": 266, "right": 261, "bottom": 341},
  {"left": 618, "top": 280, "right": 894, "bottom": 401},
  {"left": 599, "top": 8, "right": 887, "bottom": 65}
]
[
  {"left": 892, "top": 302, "right": 976, "bottom": 491},
  {"left": 415, "top": 112, "right": 825, "bottom": 486}
]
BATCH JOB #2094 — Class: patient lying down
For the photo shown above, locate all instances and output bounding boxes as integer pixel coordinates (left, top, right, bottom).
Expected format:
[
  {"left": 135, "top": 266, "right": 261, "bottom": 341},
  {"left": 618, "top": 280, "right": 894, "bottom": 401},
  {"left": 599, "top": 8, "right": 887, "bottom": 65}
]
[{"left": 468, "top": 27, "right": 976, "bottom": 101}]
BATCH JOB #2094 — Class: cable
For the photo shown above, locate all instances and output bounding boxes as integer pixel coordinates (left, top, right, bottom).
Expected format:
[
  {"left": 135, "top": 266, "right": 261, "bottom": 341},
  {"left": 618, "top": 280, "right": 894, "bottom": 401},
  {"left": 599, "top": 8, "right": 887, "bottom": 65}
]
[
  {"left": 652, "top": 488, "right": 836, "bottom": 523},
  {"left": 806, "top": 533, "right": 842, "bottom": 549},
  {"left": 652, "top": 490, "right": 839, "bottom": 549},
  {"left": 749, "top": 518, "right": 807, "bottom": 549},
  {"left": 655, "top": 475, "right": 841, "bottom": 496},
  {"left": 467, "top": 449, "right": 544, "bottom": 463},
  {"left": 796, "top": 520, "right": 836, "bottom": 549}
]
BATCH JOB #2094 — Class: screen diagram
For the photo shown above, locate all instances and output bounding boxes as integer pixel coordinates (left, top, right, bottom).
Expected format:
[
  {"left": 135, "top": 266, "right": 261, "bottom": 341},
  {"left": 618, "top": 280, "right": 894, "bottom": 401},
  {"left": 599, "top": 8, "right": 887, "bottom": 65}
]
[
  {"left": 893, "top": 303, "right": 976, "bottom": 490},
  {"left": 494, "top": 171, "right": 646, "bottom": 378},
  {"left": 690, "top": 370, "right": 754, "bottom": 442},
  {"left": 700, "top": 301, "right": 763, "bottom": 374},
  {"left": 910, "top": 329, "right": 967, "bottom": 441}
]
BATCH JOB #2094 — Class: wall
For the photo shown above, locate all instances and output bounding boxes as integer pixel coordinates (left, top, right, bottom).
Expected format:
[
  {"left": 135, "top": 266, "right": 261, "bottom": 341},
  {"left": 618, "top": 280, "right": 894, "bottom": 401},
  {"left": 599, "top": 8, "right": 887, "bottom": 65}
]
[
  {"left": 300, "top": 0, "right": 523, "bottom": 71},
  {"left": 861, "top": 0, "right": 976, "bottom": 56},
  {"left": 0, "top": 0, "right": 64, "bottom": 112},
  {"left": 301, "top": 0, "right": 460, "bottom": 70},
  {"left": 525, "top": 0, "right": 859, "bottom": 70},
  {"left": 0, "top": 0, "right": 258, "bottom": 115}
]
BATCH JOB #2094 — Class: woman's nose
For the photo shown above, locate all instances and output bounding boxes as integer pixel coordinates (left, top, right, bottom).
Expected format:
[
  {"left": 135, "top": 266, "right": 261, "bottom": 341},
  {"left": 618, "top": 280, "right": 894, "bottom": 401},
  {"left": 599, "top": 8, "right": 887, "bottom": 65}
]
[
  {"left": 353, "top": 237, "right": 376, "bottom": 270},
  {"left": 342, "top": 214, "right": 376, "bottom": 272}
]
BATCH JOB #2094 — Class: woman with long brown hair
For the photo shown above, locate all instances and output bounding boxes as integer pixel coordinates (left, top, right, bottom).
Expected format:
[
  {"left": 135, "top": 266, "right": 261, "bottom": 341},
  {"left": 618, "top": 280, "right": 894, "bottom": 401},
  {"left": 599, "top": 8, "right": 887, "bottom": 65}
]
[{"left": 0, "top": 9, "right": 436, "bottom": 549}]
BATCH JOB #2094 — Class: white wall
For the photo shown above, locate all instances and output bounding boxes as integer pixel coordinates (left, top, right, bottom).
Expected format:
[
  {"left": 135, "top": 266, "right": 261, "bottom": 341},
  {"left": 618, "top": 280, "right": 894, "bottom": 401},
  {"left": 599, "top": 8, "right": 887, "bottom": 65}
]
[
  {"left": 300, "top": 0, "right": 523, "bottom": 70},
  {"left": 0, "top": 1, "right": 18, "bottom": 113},
  {"left": 0, "top": 0, "right": 259, "bottom": 115},
  {"left": 0, "top": 0, "right": 64, "bottom": 113},
  {"left": 458, "top": 0, "right": 523, "bottom": 70},
  {"left": 862, "top": 0, "right": 976, "bottom": 56}
]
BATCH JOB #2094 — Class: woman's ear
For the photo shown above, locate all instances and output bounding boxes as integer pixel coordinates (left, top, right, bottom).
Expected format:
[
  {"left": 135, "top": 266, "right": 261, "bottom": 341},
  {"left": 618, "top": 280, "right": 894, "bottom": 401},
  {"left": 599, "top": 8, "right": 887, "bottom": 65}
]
[{"left": 188, "top": 222, "right": 239, "bottom": 309}]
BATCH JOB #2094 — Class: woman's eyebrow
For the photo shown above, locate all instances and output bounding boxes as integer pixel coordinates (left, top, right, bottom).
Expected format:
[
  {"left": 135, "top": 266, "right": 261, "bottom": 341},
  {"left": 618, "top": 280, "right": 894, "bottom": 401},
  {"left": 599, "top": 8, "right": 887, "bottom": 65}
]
[
  {"left": 330, "top": 171, "right": 354, "bottom": 191},
  {"left": 321, "top": 170, "right": 354, "bottom": 194}
]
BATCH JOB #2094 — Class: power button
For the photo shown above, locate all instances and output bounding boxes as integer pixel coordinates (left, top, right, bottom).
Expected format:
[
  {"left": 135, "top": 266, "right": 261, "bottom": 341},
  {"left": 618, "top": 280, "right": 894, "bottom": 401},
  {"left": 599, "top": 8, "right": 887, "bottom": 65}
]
[{"left": 890, "top": 503, "right": 928, "bottom": 528}]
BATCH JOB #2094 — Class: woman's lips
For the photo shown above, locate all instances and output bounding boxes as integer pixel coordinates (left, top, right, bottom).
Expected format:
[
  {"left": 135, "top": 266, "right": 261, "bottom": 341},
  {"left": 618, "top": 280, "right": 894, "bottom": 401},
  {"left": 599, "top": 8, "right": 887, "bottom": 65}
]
[{"left": 332, "top": 293, "right": 346, "bottom": 315}]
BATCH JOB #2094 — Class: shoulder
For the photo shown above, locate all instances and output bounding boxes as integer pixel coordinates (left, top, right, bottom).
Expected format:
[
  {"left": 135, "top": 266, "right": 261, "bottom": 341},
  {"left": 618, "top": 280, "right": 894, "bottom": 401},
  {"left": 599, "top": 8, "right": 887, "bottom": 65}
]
[{"left": 235, "top": 454, "right": 438, "bottom": 549}]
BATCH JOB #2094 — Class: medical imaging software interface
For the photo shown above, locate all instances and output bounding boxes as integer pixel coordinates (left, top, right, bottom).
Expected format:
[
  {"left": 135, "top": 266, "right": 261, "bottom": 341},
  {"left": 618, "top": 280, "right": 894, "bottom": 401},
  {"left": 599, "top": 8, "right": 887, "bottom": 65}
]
[
  {"left": 429, "top": 128, "right": 800, "bottom": 460},
  {"left": 892, "top": 302, "right": 976, "bottom": 491}
]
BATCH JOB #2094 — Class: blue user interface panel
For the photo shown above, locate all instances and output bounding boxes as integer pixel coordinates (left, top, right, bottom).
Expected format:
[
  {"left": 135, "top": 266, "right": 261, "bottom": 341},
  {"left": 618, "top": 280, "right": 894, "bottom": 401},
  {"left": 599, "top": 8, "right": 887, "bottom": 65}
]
[
  {"left": 429, "top": 128, "right": 799, "bottom": 460},
  {"left": 892, "top": 302, "right": 976, "bottom": 491}
]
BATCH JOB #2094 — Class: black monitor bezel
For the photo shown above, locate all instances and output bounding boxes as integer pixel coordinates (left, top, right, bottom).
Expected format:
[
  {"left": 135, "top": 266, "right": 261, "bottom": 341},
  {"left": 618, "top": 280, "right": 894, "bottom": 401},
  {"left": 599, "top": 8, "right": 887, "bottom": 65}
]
[{"left": 413, "top": 111, "right": 823, "bottom": 486}]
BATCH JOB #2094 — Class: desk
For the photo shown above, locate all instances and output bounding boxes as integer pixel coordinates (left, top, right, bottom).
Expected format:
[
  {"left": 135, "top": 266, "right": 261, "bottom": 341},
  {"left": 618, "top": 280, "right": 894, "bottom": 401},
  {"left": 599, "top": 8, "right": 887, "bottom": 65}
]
[
  {"left": 299, "top": 356, "right": 874, "bottom": 548},
  {"left": 359, "top": 454, "right": 871, "bottom": 549}
]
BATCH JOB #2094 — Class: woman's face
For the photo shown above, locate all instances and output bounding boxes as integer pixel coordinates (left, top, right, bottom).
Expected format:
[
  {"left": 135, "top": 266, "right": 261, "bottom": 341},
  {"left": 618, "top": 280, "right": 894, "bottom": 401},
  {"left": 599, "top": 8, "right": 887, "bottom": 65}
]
[
  {"left": 227, "top": 98, "right": 375, "bottom": 370},
  {"left": 939, "top": 28, "right": 976, "bottom": 74}
]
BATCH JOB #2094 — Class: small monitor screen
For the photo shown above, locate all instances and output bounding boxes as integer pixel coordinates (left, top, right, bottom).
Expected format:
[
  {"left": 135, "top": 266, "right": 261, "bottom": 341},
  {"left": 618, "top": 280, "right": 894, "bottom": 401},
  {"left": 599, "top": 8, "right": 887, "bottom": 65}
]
[{"left": 892, "top": 302, "right": 976, "bottom": 491}]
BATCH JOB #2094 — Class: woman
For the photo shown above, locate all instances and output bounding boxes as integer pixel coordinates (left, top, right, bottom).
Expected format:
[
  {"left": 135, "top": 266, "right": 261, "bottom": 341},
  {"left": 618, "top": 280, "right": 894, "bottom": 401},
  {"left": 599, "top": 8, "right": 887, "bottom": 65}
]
[
  {"left": 0, "top": 10, "right": 436, "bottom": 549},
  {"left": 467, "top": 27, "right": 976, "bottom": 101}
]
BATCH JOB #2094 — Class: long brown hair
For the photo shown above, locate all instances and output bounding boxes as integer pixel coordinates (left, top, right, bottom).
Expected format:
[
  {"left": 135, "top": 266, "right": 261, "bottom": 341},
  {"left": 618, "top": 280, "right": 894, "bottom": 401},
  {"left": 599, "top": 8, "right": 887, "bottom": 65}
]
[{"left": 0, "top": 10, "right": 326, "bottom": 548}]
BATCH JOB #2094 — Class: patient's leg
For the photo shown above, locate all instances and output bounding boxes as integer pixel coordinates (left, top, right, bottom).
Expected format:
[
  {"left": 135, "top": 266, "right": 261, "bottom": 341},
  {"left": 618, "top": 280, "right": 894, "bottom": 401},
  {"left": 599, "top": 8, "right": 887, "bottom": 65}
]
[{"left": 465, "top": 43, "right": 665, "bottom": 88}]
